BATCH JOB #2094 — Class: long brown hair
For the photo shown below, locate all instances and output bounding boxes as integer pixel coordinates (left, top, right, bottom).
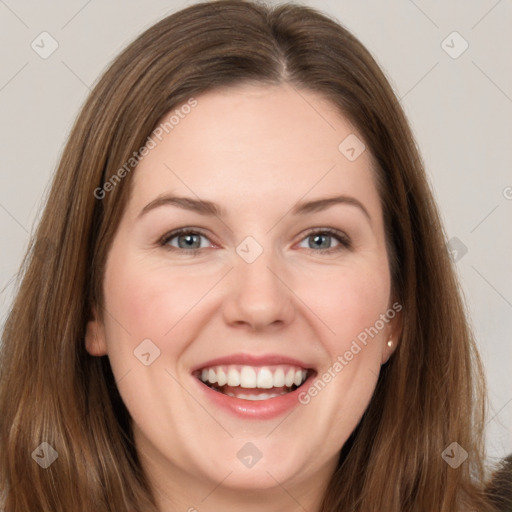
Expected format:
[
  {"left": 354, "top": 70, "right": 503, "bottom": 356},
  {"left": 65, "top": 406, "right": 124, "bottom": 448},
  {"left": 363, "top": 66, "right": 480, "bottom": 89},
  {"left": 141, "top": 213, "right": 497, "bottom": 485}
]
[{"left": 0, "top": 1, "right": 498, "bottom": 510}]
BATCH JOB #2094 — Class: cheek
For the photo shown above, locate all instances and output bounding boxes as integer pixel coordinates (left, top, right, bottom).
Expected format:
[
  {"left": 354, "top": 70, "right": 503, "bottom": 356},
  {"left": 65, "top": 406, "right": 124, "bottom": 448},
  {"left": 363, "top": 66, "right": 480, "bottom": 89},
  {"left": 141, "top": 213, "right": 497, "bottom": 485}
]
[
  {"left": 291, "top": 264, "right": 390, "bottom": 458},
  {"left": 306, "top": 262, "right": 390, "bottom": 331},
  {"left": 105, "top": 255, "right": 197, "bottom": 334},
  {"left": 102, "top": 252, "right": 223, "bottom": 364}
]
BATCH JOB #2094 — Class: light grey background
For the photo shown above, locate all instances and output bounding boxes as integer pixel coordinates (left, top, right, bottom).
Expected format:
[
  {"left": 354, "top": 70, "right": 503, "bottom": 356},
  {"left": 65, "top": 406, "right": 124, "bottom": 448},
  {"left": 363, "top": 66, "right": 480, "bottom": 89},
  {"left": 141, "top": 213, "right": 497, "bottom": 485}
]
[{"left": 1, "top": 0, "right": 511, "bottom": 461}]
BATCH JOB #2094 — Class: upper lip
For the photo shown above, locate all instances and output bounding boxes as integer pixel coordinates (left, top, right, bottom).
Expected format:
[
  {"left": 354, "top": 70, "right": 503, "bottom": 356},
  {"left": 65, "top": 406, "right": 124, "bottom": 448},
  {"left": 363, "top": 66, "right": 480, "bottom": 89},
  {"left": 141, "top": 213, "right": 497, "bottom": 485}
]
[{"left": 191, "top": 353, "right": 315, "bottom": 372}]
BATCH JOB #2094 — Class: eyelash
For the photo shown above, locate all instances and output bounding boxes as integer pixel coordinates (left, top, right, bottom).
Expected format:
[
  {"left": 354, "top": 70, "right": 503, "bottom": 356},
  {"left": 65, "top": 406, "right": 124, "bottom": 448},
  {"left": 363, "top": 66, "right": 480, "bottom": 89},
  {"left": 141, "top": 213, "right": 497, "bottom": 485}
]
[{"left": 158, "top": 227, "right": 352, "bottom": 255}]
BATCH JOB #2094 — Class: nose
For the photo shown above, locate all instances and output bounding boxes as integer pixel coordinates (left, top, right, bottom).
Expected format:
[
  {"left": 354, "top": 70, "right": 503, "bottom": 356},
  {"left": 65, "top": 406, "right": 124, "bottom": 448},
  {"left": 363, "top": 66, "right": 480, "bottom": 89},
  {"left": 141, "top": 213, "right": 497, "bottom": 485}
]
[{"left": 222, "top": 245, "right": 296, "bottom": 331}]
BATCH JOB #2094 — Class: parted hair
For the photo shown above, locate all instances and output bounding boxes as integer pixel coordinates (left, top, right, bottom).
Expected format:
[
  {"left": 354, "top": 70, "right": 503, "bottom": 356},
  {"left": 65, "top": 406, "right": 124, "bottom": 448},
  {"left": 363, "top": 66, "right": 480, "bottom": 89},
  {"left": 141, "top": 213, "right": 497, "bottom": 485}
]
[{"left": 0, "top": 1, "right": 499, "bottom": 510}]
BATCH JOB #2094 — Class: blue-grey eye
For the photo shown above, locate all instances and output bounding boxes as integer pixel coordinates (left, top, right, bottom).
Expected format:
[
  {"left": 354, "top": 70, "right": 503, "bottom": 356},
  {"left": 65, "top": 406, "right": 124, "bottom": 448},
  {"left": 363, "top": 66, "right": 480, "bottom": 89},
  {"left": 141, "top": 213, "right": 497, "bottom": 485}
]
[
  {"left": 309, "top": 233, "right": 332, "bottom": 250},
  {"left": 163, "top": 230, "right": 209, "bottom": 250},
  {"left": 297, "top": 230, "right": 350, "bottom": 252}
]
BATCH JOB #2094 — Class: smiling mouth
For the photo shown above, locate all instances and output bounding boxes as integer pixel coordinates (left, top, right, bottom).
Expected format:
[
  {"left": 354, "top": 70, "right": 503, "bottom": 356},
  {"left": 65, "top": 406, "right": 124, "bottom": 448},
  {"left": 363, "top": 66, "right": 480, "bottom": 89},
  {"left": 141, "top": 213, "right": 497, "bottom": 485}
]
[{"left": 193, "top": 364, "right": 313, "bottom": 401}]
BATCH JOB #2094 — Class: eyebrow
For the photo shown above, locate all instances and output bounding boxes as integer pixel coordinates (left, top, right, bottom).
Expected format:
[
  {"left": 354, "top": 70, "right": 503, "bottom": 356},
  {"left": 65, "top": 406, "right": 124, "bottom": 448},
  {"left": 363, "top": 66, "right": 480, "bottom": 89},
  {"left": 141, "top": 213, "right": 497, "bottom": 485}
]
[{"left": 138, "top": 194, "right": 371, "bottom": 223}]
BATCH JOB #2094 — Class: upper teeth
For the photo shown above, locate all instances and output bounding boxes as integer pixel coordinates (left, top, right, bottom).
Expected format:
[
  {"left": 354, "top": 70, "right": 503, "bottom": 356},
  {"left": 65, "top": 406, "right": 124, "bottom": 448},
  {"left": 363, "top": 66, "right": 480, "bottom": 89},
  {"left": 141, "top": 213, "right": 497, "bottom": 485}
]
[{"left": 198, "top": 365, "right": 308, "bottom": 389}]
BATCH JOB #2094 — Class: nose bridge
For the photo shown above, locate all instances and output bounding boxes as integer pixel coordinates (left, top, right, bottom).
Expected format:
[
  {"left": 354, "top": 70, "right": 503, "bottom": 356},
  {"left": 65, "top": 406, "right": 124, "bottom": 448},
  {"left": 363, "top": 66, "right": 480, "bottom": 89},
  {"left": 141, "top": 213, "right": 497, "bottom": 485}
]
[
  {"left": 237, "top": 247, "right": 279, "bottom": 294},
  {"left": 223, "top": 237, "right": 295, "bottom": 329}
]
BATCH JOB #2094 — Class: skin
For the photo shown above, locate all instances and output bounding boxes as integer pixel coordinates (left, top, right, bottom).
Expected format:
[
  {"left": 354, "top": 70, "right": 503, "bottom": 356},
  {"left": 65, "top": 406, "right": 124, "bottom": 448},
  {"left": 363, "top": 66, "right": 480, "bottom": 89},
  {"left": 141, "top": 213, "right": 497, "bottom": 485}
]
[{"left": 86, "top": 83, "right": 401, "bottom": 512}]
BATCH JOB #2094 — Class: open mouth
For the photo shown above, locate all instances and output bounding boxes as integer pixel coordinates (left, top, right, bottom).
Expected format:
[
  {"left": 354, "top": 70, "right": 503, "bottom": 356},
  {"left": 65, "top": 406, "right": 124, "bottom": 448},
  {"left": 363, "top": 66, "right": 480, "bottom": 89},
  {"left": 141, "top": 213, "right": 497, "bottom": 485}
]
[{"left": 193, "top": 364, "right": 314, "bottom": 401}]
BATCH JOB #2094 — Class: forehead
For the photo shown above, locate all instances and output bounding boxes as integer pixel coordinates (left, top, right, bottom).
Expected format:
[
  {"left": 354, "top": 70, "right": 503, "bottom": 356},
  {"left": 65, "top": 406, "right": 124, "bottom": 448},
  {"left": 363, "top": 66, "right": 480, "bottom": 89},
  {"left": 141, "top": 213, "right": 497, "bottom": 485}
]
[{"left": 128, "top": 83, "right": 380, "bottom": 219}]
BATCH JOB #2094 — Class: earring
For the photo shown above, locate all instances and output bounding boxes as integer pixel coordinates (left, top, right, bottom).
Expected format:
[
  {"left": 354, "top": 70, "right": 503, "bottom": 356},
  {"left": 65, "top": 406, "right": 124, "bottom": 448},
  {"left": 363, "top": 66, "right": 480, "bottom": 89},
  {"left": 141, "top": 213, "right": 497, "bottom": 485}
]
[{"left": 387, "top": 339, "right": 393, "bottom": 348}]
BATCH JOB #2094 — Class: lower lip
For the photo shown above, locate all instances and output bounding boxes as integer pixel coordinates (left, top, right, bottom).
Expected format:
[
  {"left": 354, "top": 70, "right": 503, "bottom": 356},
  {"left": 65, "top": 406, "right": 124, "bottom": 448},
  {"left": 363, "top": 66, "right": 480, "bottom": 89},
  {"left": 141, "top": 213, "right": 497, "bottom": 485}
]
[{"left": 193, "top": 374, "right": 315, "bottom": 420}]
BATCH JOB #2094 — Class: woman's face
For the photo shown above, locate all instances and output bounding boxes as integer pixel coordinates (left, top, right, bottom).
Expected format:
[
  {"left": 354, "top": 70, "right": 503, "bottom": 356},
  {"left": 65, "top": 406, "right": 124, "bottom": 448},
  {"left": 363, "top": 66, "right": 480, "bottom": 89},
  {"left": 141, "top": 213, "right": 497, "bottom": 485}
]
[{"left": 86, "top": 83, "right": 401, "bottom": 508}]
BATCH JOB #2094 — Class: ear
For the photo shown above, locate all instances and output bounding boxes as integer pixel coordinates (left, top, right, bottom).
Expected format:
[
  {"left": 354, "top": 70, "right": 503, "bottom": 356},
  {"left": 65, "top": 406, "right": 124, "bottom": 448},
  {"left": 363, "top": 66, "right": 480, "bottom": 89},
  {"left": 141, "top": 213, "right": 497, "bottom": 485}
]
[
  {"left": 381, "top": 303, "right": 402, "bottom": 365},
  {"left": 85, "top": 305, "right": 108, "bottom": 356}
]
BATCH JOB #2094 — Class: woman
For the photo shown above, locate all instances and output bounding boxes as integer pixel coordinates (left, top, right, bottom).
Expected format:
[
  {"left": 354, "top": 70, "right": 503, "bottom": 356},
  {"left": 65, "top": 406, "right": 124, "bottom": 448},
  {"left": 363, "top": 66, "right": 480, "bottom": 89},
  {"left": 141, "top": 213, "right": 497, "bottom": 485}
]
[{"left": 0, "top": 1, "right": 501, "bottom": 510}]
